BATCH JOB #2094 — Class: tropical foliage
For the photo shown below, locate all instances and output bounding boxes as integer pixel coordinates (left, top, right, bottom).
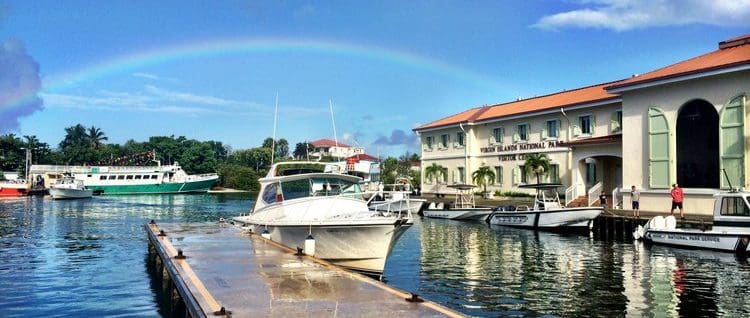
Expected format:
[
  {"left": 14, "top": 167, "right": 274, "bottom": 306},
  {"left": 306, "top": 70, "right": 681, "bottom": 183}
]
[
  {"left": 424, "top": 163, "right": 447, "bottom": 184},
  {"left": 380, "top": 152, "right": 420, "bottom": 187},
  {"left": 472, "top": 165, "right": 496, "bottom": 194},
  {"left": 0, "top": 124, "right": 421, "bottom": 192},
  {"left": 522, "top": 153, "right": 551, "bottom": 184}
]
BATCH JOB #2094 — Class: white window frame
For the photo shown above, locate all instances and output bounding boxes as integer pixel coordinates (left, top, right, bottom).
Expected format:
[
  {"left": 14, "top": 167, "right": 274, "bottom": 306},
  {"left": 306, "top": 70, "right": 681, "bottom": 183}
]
[
  {"left": 455, "top": 131, "right": 465, "bottom": 148},
  {"left": 491, "top": 127, "right": 504, "bottom": 145},
  {"left": 439, "top": 134, "right": 449, "bottom": 150},
  {"left": 578, "top": 114, "right": 593, "bottom": 136},
  {"left": 425, "top": 136, "right": 433, "bottom": 151},
  {"left": 515, "top": 123, "right": 530, "bottom": 143},
  {"left": 545, "top": 119, "right": 560, "bottom": 140}
]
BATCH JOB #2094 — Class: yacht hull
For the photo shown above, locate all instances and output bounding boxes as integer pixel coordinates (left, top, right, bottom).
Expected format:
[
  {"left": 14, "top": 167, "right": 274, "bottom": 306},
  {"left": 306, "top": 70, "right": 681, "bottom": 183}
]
[
  {"left": 488, "top": 207, "right": 602, "bottom": 228},
  {"left": 369, "top": 198, "right": 426, "bottom": 214},
  {"left": 645, "top": 229, "right": 750, "bottom": 253},
  {"left": 49, "top": 188, "right": 93, "bottom": 199},
  {"left": 236, "top": 220, "right": 412, "bottom": 274},
  {"left": 422, "top": 208, "right": 493, "bottom": 220}
]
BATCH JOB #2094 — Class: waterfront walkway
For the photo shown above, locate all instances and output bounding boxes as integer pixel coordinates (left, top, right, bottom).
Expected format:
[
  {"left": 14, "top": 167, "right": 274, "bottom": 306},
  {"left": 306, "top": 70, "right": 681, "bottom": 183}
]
[
  {"left": 416, "top": 194, "right": 714, "bottom": 225},
  {"left": 145, "top": 222, "right": 461, "bottom": 317}
]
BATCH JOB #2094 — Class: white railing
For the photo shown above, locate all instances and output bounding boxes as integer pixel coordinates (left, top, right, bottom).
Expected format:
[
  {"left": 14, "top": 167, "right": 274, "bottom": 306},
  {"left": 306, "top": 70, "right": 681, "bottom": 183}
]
[
  {"left": 587, "top": 181, "right": 603, "bottom": 207},
  {"left": 611, "top": 186, "right": 622, "bottom": 209},
  {"left": 565, "top": 185, "right": 576, "bottom": 206}
]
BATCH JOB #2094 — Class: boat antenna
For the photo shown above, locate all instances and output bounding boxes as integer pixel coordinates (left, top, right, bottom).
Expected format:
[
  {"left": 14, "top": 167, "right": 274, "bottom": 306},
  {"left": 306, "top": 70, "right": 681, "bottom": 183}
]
[
  {"left": 271, "top": 92, "right": 279, "bottom": 165},
  {"left": 329, "top": 99, "right": 339, "bottom": 156},
  {"left": 721, "top": 169, "right": 736, "bottom": 192}
]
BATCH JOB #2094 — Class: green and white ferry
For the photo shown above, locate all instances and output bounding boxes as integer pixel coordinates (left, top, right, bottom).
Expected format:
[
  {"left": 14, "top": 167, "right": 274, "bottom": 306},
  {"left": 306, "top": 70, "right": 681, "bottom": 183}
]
[{"left": 30, "top": 161, "right": 218, "bottom": 195}]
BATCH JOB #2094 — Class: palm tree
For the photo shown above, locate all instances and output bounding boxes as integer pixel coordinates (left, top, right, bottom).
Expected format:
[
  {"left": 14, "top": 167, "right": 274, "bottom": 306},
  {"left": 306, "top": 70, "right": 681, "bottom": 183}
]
[
  {"left": 87, "top": 126, "right": 108, "bottom": 149},
  {"left": 424, "top": 163, "right": 446, "bottom": 184},
  {"left": 523, "top": 153, "right": 551, "bottom": 184},
  {"left": 424, "top": 163, "right": 447, "bottom": 197},
  {"left": 472, "top": 165, "right": 496, "bottom": 195}
]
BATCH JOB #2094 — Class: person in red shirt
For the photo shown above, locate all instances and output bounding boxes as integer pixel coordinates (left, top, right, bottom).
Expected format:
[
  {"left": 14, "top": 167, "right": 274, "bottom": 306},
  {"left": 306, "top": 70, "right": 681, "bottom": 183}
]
[{"left": 670, "top": 183, "right": 684, "bottom": 218}]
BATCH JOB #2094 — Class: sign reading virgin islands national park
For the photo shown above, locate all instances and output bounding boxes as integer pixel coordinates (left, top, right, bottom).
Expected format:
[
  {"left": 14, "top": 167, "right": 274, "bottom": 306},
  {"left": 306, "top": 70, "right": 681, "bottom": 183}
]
[{"left": 480, "top": 141, "right": 564, "bottom": 161}]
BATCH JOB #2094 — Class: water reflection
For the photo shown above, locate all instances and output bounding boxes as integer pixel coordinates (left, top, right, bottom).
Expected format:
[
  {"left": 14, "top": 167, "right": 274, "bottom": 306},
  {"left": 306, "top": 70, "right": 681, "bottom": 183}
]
[
  {"left": 3, "top": 195, "right": 750, "bottom": 317},
  {"left": 384, "top": 218, "right": 750, "bottom": 317}
]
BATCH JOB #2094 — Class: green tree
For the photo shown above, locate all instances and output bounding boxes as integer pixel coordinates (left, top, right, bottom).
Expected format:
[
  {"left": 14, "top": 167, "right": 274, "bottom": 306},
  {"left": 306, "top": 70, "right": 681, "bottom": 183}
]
[
  {"left": 293, "top": 142, "right": 314, "bottom": 160},
  {"left": 217, "top": 164, "right": 260, "bottom": 191},
  {"left": 87, "top": 126, "right": 108, "bottom": 149},
  {"left": 59, "top": 124, "right": 95, "bottom": 164},
  {"left": 523, "top": 153, "right": 551, "bottom": 184},
  {"left": 472, "top": 165, "right": 496, "bottom": 194},
  {"left": 424, "top": 163, "right": 446, "bottom": 184}
]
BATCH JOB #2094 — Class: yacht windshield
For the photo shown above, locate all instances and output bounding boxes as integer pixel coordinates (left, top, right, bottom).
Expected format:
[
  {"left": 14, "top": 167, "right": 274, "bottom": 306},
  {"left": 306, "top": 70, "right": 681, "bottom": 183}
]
[{"left": 280, "top": 177, "right": 362, "bottom": 200}]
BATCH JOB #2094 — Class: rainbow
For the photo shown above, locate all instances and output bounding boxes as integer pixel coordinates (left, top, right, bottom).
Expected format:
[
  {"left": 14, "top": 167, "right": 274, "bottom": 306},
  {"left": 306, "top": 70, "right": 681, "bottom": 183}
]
[{"left": 42, "top": 37, "right": 506, "bottom": 93}]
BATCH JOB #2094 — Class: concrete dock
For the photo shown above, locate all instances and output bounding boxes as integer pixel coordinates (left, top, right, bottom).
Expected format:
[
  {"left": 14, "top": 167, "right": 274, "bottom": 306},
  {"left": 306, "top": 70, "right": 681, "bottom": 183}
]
[{"left": 145, "top": 221, "right": 462, "bottom": 317}]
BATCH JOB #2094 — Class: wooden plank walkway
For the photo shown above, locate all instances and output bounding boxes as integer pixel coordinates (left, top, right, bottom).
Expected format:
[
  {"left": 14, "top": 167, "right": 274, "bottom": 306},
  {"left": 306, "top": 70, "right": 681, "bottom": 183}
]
[{"left": 145, "top": 222, "right": 462, "bottom": 317}]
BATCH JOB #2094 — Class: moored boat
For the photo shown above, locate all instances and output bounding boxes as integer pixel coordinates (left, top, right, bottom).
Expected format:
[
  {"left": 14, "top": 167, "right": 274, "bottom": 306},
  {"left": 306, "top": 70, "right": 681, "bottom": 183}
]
[
  {"left": 635, "top": 189, "right": 750, "bottom": 253},
  {"left": 31, "top": 160, "right": 218, "bottom": 195},
  {"left": 486, "top": 183, "right": 602, "bottom": 229},
  {"left": 368, "top": 181, "right": 426, "bottom": 214},
  {"left": 233, "top": 162, "right": 413, "bottom": 276},
  {"left": 48, "top": 174, "right": 93, "bottom": 199},
  {"left": 422, "top": 184, "right": 493, "bottom": 220},
  {"left": 0, "top": 180, "right": 30, "bottom": 197}
]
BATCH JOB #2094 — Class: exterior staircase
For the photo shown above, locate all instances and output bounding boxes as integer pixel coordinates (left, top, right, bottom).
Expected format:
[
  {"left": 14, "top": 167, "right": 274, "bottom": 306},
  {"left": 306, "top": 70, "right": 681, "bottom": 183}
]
[{"left": 566, "top": 196, "right": 590, "bottom": 208}]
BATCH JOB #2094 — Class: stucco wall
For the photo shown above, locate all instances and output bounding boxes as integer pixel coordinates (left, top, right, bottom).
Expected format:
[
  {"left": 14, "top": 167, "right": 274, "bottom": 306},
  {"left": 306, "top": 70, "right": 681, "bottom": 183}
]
[{"left": 621, "top": 71, "right": 750, "bottom": 191}]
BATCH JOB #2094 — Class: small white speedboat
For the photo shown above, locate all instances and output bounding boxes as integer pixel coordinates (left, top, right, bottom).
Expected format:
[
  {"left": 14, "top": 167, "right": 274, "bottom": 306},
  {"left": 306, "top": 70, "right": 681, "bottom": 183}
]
[
  {"left": 634, "top": 189, "right": 750, "bottom": 253},
  {"left": 422, "top": 184, "right": 493, "bottom": 220},
  {"left": 368, "top": 182, "right": 426, "bottom": 214},
  {"left": 49, "top": 174, "right": 93, "bottom": 199},
  {"left": 487, "top": 183, "right": 602, "bottom": 229}
]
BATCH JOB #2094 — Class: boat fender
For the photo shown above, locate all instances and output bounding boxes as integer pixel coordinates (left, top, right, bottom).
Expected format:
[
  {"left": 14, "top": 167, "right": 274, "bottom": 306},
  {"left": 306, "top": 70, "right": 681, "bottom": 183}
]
[
  {"left": 261, "top": 228, "right": 271, "bottom": 240},
  {"left": 633, "top": 225, "right": 644, "bottom": 240},
  {"left": 304, "top": 234, "right": 316, "bottom": 256}
]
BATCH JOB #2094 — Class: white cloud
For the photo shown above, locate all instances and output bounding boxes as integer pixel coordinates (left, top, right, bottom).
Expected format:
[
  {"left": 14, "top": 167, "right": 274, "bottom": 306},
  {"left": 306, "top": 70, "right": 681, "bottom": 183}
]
[
  {"left": 132, "top": 72, "right": 160, "bottom": 80},
  {"left": 40, "top": 85, "right": 269, "bottom": 115},
  {"left": 533, "top": 0, "right": 750, "bottom": 31}
]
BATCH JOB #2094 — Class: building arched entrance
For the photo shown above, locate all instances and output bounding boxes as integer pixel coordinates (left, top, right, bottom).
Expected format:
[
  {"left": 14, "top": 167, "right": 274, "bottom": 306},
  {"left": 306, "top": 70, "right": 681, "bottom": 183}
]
[{"left": 676, "top": 99, "right": 719, "bottom": 188}]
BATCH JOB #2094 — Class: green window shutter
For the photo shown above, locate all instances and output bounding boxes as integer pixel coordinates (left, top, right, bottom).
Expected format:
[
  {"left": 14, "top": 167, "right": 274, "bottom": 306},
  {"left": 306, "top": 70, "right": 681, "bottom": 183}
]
[
  {"left": 499, "top": 128, "right": 504, "bottom": 143},
  {"left": 513, "top": 130, "right": 519, "bottom": 142},
  {"left": 720, "top": 95, "right": 746, "bottom": 189},
  {"left": 590, "top": 115, "right": 596, "bottom": 135},
  {"left": 610, "top": 112, "right": 621, "bottom": 132},
  {"left": 542, "top": 122, "right": 548, "bottom": 139},
  {"left": 573, "top": 124, "right": 581, "bottom": 136},
  {"left": 512, "top": 167, "right": 519, "bottom": 185},
  {"left": 648, "top": 107, "right": 670, "bottom": 188},
  {"left": 556, "top": 119, "right": 561, "bottom": 138},
  {"left": 489, "top": 132, "right": 496, "bottom": 144}
]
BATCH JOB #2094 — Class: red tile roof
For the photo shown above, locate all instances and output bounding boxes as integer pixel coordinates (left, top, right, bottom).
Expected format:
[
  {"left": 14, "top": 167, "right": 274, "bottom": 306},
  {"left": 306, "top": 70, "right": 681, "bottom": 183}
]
[
  {"left": 415, "top": 81, "right": 621, "bottom": 131},
  {"left": 347, "top": 153, "right": 379, "bottom": 161},
  {"left": 311, "top": 139, "right": 351, "bottom": 148},
  {"left": 608, "top": 34, "right": 750, "bottom": 91}
]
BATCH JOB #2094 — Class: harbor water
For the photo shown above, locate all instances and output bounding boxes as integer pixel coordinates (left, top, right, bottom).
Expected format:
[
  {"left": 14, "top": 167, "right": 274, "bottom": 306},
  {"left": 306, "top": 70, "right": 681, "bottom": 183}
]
[{"left": 2, "top": 194, "right": 750, "bottom": 317}]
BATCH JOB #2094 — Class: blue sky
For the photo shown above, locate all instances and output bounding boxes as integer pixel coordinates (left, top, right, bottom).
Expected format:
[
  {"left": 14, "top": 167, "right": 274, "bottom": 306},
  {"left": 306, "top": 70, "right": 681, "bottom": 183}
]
[{"left": 1, "top": 0, "right": 748, "bottom": 157}]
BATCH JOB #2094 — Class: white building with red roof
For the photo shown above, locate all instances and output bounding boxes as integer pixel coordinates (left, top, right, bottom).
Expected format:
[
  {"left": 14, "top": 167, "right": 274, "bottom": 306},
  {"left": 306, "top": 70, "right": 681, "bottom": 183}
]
[
  {"left": 309, "top": 139, "right": 365, "bottom": 159},
  {"left": 414, "top": 34, "right": 750, "bottom": 215}
]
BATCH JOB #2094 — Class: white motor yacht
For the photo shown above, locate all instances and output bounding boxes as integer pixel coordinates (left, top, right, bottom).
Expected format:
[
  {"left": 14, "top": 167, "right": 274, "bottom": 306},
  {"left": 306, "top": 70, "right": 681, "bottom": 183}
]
[
  {"left": 233, "top": 162, "right": 413, "bottom": 275},
  {"left": 49, "top": 174, "right": 93, "bottom": 199},
  {"left": 487, "top": 184, "right": 602, "bottom": 229}
]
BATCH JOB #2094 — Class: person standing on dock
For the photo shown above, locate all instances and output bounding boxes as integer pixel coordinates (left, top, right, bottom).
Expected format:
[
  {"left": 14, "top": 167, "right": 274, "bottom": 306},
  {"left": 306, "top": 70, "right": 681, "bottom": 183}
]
[
  {"left": 631, "top": 185, "right": 640, "bottom": 218},
  {"left": 599, "top": 193, "right": 607, "bottom": 209},
  {"left": 670, "top": 184, "right": 684, "bottom": 218}
]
